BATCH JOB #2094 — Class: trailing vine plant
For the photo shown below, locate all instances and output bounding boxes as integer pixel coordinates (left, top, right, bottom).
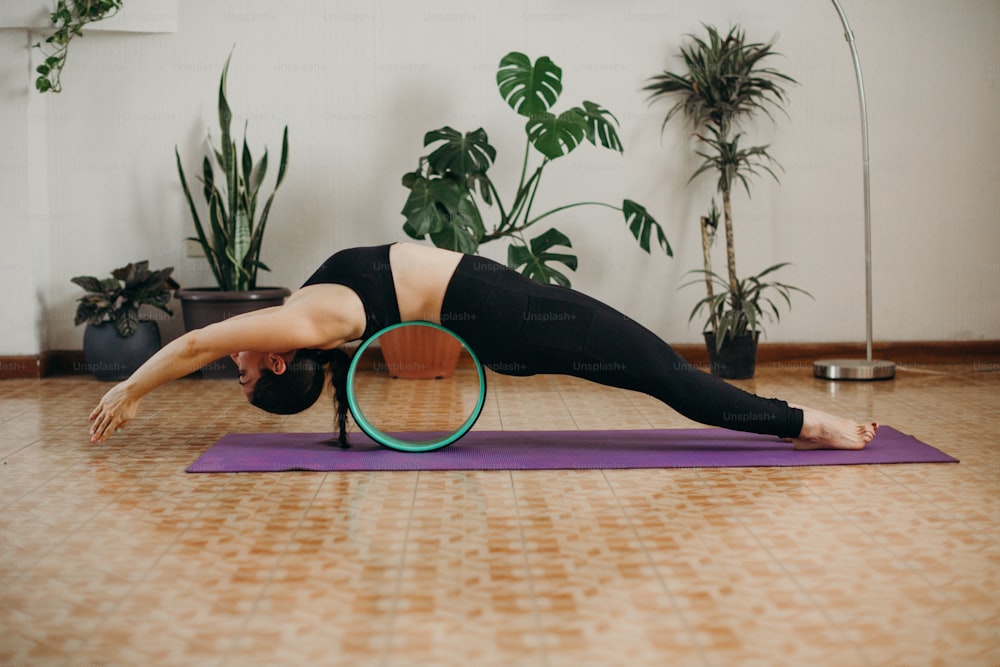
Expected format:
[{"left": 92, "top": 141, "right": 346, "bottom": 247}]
[{"left": 33, "top": 0, "right": 123, "bottom": 93}]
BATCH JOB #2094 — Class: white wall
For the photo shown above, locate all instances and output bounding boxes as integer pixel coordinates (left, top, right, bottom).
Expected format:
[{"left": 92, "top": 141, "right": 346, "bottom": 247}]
[{"left": 1, "top": 0, "right": 998, "bottom": 355}]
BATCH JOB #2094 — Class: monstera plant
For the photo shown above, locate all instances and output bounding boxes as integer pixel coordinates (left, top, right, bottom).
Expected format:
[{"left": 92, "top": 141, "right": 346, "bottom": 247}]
[{"left": 401, "top": 51, "right": 672, "bottom": 286}]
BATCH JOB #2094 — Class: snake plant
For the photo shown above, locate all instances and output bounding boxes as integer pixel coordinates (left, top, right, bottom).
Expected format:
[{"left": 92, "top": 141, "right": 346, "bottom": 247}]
[{"left": 176, "top": 51, "right": 289, "bottom": 292}]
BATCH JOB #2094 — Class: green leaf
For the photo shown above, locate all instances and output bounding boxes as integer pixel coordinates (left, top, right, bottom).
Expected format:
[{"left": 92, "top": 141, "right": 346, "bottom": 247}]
[
  {"left": 245, "top": 125, "right": 289, "bottom": 290},
  {"left": 176, "top": 148, "right": 223, "bottom": 288},
  {"left": 400, "top": 175, "right": 452, "bottom": 237},
  {"left": 201, "top": 156, "right": 216, "bottom": 212},
  {"left": 231, "top": 208, "right": 252, "bottom": 289},
  {"left": 400, "top": 175, "right": 483, "bottom": 252},
  {"left": 429, "top": 189, "right": 485, "bottom": 254},
  {"left": 218, "top": 51, "right": 234, "bottom": 174},
  {"left": 507, "top": 228, "right": 578, "bottom": 286},
  {"left": 580, "top": 101, "right": 623, "bottom": 153},
  {"left": 99, "top": 277, "right": 121, "bottom": 294},
  {"left": 274, "top": 126, "right": 290, "bottom": 189},
  {"left": 111, "top": 263, "right": 132, "bottom": 283},
  {"left": 623, "top": 200, "right": 672, "bottom": 255},
  {"left": 71, "top": 275, "right": 105, "bottom": 293},
  {"left": 424, "top": 127, "right": 496, "bottom": 180},
  {"left": 249, "top": 150, "right": 268, "bottom": 200},
  {"left": 497, "top": 52, "right": 562, "bottom": 117},
  {"left": 241, "top": 134, "right": 253, "bottom": 198},
  {"left": 525, "top": 108, "right": 588, "bottom": 160},
  {"left": 115, "top": 307, "right": 139, "bottom": 338}
]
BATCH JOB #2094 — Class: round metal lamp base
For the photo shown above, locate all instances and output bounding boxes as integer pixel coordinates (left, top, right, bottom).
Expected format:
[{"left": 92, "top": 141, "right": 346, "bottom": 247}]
[{"left": 814, "top": 359, "right": 896, "bottom": 381}]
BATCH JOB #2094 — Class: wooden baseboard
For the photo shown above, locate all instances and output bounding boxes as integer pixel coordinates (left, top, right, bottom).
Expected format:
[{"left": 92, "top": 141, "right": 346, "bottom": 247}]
[
  {"left": 672, "top": 341, "right": 1000, "bottom": 368},
  {"left": 0, "top": 350, "right": 88, "bottom": 379},
  {"left": 3, "top": 341, "right": 999, "bottom": 380},
  {"left": 0, "top": 355, "right": 45, "bottom": 379}
]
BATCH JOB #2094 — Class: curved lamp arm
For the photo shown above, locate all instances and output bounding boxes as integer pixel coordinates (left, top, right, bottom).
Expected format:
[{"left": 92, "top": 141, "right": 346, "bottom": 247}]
[
  {"left": 830, "top": 0, "right": 873, "bottom": 361},
  {"left": 814, "top": 0, "right": 895, "bottom": 380}
]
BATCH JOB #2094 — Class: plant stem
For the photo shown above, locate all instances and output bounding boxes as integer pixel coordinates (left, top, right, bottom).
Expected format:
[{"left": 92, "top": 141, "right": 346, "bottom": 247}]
[
  {"left": 700, "top": 215, "right": 718, "bottom": 333},
  {"left": 517, "top": 138, "right": 531, "bottom": 202},
  {"left": 498, "top": 139, "right": 532, "bottom": 233},
  {"left": 487, "top": 179, "right": 509, "bottom": 230},
  {"left": 481, "top": 201, "right": 622, "bottom": 243},
  {"left": 527, "top": 201, "right": 620, "bottom": 228},
  {"left": 519, "top": 159, "right": 548, "bottom": 230},
  {"left": 721, "top": 184, "right": 739, "bottom": 296},
  {"left": 505, "top": 165, "right": 542, "bottom": 233}
]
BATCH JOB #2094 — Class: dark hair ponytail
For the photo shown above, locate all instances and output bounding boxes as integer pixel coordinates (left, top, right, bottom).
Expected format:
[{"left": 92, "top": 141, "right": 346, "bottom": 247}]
[
  {"left": 323, "top": 348, "right": 351, "bottom": 448},
  {"left": 251, "top": 348, "right": 353, "bottom": 448}
]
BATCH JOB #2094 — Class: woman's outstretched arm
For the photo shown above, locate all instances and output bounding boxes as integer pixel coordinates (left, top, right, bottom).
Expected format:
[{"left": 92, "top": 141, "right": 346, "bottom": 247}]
[{"left": 87, "top": 306, "right": 343, "bottom": 443}]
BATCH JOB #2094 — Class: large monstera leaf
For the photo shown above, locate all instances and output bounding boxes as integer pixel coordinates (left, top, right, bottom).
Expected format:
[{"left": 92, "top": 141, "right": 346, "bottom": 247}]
[
  {"left": 400, "top": 173, "right": 484, "bottom": 254},
  {"left": 507, "top": 228, "right": 578, "bottom": 286},
  {"left": 423, "top": 127, "right": 496, "bottom": 204},
  {"left": 424, "top": 127, "right": 496, "bottom": 179},
  {"left": 580, "top": 101, "right": 623, "bottom": 153},
  {"left": 428, "top": 196, "right": 484, "bottom": 255},
  {"left": 623, "top": 199, "right": 672, "bottom": 255},
  {"left": 525, "top": 108, "right": 589, "bottom": 160},
  {"left": 497, "top": 52, "right": 562, "bottom": 117}
]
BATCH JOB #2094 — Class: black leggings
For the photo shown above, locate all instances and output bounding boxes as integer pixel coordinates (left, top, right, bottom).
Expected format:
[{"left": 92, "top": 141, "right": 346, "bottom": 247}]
[{"left": 440, "top": 255, "right": 804, "bottom": 439}]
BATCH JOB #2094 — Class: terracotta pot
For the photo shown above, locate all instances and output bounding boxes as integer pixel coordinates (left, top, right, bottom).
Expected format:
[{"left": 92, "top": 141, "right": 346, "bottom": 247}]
[
  {"left": 378, "top": 323, "right": 463, "bottom": 379},
  {"left": 176, "top": 287, "right": 291, "bottom": 379},
  {"left": 704, "top": 331, "right": 759, "bottom": 380}
]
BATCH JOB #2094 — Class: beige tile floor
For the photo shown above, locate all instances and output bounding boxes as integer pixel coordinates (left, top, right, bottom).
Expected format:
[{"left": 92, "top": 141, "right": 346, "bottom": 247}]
[{"left": 1, "top": 362, "right": 998, "bottom": 666}]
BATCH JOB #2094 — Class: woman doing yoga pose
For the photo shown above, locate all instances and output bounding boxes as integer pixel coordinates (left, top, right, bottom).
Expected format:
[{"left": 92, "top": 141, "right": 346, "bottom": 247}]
[{"left": 89, "top": 243, "right": 878, "bottom": 449}]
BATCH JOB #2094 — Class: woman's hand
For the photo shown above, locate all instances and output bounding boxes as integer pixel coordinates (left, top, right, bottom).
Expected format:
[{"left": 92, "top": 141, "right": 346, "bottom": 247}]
[{"left": 89, "top": 382, "right": 141, "bottom": 443}]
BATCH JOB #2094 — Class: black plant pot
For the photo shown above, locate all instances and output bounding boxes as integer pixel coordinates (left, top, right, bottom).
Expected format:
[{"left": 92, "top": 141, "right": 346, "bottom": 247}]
[
  {"left": 176, "top": 287, "right": 291, "bottom": 379},
  {"left": 83, "top": 320, "right": 161, "bottom": 381},
  {"left": 704, "top": 331, "right": 759, "bottom": 380}
]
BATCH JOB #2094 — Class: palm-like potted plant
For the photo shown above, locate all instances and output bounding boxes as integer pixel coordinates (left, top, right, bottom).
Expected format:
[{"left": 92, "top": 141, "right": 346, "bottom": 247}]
[
  {"left": 175, "top": 51, "right": 291, "bottom": 378},
  {"left": 72, "top": 261, "right": 178, "bottom": 381},
  {"left": 402, "top": 51, "right": 672, "bottom": 286},
  {"left": 645, "top": 25, "right": 807, "bottom": 378}
]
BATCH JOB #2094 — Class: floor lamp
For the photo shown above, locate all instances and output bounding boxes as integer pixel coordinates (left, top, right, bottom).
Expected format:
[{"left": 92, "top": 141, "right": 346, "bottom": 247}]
[{"left": 813, "top": 0, "right": 896, "bottom": 380}]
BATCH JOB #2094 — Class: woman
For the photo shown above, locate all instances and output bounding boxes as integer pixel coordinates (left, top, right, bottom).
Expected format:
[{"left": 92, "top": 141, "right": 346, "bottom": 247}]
[{"left": 89, "top": 243, "right": 877, "bottom": 449}]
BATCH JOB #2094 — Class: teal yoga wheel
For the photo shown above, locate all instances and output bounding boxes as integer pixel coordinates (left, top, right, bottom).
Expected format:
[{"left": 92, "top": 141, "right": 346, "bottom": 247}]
[{"left": 346, "top": 322, "right": 487, "bottom": 452}]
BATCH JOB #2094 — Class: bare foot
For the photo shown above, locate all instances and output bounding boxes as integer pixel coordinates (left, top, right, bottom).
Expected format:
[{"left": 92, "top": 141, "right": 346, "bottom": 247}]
[{"left": 791, "top": 406, "right": 878, "bottom": 451}]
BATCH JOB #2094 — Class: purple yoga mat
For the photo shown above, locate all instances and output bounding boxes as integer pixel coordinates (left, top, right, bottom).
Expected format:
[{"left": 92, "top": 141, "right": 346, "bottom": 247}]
[{"left": 186, "top": 426, "right": 957, "bottom": 473}]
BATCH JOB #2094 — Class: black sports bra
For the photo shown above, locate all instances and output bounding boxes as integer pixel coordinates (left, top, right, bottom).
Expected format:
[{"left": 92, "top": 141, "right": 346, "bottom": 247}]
[{"left": 301, "top": 244, "right": 401, "bottom": 340}]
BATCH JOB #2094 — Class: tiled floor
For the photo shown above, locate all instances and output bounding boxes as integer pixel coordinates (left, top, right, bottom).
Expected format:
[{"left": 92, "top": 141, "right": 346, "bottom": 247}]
[{"left": 1, "top": 362, "right": 998, "bottom": 666}]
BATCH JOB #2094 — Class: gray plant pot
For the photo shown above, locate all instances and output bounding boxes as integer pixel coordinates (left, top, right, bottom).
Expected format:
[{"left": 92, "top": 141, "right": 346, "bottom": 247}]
[
  {"left": 176, "top": 287, "right": 291, "bottom": 379},
  {"left": 83, "top": 320, "right": 161, "bottom": 381}
]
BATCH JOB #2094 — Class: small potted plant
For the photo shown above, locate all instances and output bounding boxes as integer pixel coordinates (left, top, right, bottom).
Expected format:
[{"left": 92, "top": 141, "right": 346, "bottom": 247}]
[
  {"left": 175, "top": 50, "right": 291, "bottom": 378},
  {"left": 72, "top": 261, "right": 178, "bottom": 381},
  {"left": 645, "top": 25, "right": 807, "bottom": 378},
  {"left": 683, "top": 261, "right": 810, "bottom": 378}
]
